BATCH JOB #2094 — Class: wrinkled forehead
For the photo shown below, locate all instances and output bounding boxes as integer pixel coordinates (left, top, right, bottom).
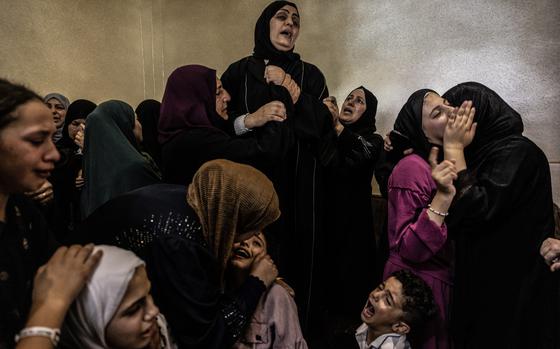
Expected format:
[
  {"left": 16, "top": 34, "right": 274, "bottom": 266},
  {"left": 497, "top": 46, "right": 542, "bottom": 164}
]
[
  {"left": 46, "top": 97, "right": 65, "bottom": 106},
  {"left": 423, "top": 91, "right": 442, "bottom": 104},
  {"left": 275, "top": 5, "right": 299, "bottom": 16},
  {"left": 348, "top": 88, "right": 365, "bottom": 98}
]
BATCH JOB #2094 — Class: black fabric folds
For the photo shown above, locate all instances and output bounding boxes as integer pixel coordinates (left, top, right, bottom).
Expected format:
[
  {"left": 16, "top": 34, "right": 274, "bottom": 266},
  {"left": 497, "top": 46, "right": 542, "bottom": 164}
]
[
  {"left": 442, "top": 81, "right": 524, "bottom": 165},
  {"left": 221, "top": 1, "right": 333, "bottom": 332},
  {"left": 78, "top": 184, "right": 267, "bottom": 349},
  {"left": 323, "top": 86, "right": 383, "bottom": 326},
  {"left": 442, "top": 82, "right": 558, "bottom": 349},
  {"left": 136, "top": 99, "right": 162, "bottom": 168}
]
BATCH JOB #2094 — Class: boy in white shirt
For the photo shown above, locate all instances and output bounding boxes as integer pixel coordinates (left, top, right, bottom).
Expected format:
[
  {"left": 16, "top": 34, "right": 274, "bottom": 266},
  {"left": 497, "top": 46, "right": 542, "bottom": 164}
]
[{"left": 355, "top": 270, "right": 437, "bottom": 349}]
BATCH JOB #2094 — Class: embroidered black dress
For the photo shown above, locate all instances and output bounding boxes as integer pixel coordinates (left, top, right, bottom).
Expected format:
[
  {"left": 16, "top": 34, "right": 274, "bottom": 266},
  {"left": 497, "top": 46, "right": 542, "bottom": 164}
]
[{"left": 78, "top": 184, "right": 266, "bottom": 349}]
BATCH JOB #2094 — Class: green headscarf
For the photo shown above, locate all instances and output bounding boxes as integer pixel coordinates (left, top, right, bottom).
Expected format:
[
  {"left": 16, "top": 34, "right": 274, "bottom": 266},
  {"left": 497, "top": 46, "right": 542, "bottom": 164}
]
[{"left": 80, "top": 100, "right": 161, "bottom": 218}]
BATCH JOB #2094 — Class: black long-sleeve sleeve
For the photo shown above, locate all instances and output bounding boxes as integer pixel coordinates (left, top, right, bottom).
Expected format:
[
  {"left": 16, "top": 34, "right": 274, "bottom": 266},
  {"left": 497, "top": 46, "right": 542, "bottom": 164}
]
[
  {"left": 161, "top": 124, "right": 290, "bottom": 184},
  {"left": 322, "top": 127, "right": 383, "bottom": 169}
]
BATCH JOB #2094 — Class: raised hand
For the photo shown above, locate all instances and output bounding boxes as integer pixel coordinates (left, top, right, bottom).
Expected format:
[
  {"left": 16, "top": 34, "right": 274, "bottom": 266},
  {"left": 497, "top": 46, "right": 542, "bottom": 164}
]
[
  {"left": 26, "top": 180, "right": 54, "bottom": 206},
  {"left": 540, "top": 238, "right": 560, "bottom": 272},
  {"left": 384, "top": 131, "right": 413, "bottom": 155},
  {"left": 444, "top": 100, "right": 477, "bottom": 150},
  {"left": 74, "top": 124, "right": 85, "bottom": 149},
  {"left": 383, "top": 132, "right": 393, "bottom": 152},
  {"left": 429, "top": 147, "right": 457, "bottom": 196},
  {"left": 75, "top": 169, "right": 85, "bottom": 190},
  {"left": 322, "top": 96, "right": 339, "bottom": 124},
  {"left": 249, "top": 251, "right": 278, "bottom": 288},
  {"left": 264, "top": 65, "right": 287, "bottom": 86},
  {"left": 244, "top": 101, "right": 287, "bottom": 129},
  {"left": 31, "top": 245, "right": 102, "bottom": 313},
  {"left": 283, "top": 74, "right": 301, "bottom": 104}
]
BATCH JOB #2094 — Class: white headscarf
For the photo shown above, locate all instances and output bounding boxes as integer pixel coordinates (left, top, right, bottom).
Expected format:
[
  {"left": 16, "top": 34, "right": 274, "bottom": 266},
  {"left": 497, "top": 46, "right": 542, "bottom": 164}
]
[{"left": 60, "top": 245, "right": 145, "bottom": 348}]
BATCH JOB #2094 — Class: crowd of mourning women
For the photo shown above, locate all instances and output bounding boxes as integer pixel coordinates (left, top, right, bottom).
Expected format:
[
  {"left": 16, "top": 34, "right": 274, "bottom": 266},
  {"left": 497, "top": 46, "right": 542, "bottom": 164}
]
[{"left": 1, "top": 1, "right": 559, "bottom": 348}]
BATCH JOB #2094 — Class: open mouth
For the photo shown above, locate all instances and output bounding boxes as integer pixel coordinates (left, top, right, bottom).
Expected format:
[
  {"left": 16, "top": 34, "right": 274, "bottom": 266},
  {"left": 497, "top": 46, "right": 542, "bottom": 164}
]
[
  {"left": 232, "top": 247, "right": 251, "bottom": 259},
  {"left": 142, "top": 322, "right": 157, "bottom": 338},
  {"left": 280, "top": 29, "right": 293, "bottom": 40},
  {"left": 342, "top": 106, "right": 353, "bottom": 115},
  {"left": 362, "top": 298, "right": 376, "bottom": 318},
  {"left": 35, "top": 169, "right": 52, "bottom": 179}
]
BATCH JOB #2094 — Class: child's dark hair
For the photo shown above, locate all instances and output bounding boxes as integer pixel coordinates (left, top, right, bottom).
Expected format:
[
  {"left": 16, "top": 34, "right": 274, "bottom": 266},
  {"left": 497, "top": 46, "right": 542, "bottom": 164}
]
[
  {"left": 391, "top": 269, "right": 437, "bottom": 332},
  {"left": 0, "top": 78, "right": 42, "bottom": 130}
]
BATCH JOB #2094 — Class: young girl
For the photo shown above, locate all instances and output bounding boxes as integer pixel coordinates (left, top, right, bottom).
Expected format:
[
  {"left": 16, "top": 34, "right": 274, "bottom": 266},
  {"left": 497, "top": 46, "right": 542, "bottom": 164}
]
[
  {"left": 228, "top": 232, "right": 307, "bottom": 349},
  {"left": 60, "top": 245, "right": 176, "bottom": 348},
  {"left": 383, "top": 89, "right": 475, "bottom": 349}
]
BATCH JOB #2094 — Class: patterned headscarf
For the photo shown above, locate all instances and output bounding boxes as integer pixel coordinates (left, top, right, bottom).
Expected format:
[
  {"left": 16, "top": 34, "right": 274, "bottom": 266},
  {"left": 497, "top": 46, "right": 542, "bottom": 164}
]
[{"left": 187, "top": 159, "right": 280, "bottom": 284}]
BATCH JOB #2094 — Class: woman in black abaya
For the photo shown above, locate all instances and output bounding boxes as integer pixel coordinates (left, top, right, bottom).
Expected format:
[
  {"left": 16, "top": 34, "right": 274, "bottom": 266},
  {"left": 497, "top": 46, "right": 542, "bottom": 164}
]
[
  {"left": 221, "top": 1, "right": 333, "bottom": 329},
  {"left": 321, "top": 87, "right": 383, "bottom": 330},
  {"left": 50, "top": 99, "right": 96, "bottom": 240},
  {"left": 442, "top": 82, "right": 559, "bottom": 349}
]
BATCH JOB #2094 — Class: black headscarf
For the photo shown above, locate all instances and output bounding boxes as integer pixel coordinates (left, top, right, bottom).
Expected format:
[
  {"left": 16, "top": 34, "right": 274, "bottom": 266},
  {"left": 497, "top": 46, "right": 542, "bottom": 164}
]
[
  {"left": 341, "top": 86, "right": 378, "bottom": 135},
  {"left": 442, "top": 82, "right": 524, "bottom": 165},
  {"left": 59, "top": 99, "right": 97, "bottom": 150},
  {"left": 253, "top": 1, "right": 301, "bottom": 65},
  {"left": 374, "top": 89, "right": 437, "bottom": 198},
  {"left": 136, "top": 99, "right": 162, "bottom": 167},
  {"left": 393, "top": 88, "right": 438, "bottom": 160}
]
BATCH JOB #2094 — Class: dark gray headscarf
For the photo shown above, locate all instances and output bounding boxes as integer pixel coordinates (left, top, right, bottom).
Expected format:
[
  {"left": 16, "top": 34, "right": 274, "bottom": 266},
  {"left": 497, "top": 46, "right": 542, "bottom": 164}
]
[{"left": 44, "top": 92, "right": 70, "bottom": 143}]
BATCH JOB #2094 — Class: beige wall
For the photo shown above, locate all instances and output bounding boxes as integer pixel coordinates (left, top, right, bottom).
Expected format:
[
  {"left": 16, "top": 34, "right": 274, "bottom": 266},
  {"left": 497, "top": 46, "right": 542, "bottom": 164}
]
[{"left": 2, "top": 0, "right": 559, "bottom": 201}]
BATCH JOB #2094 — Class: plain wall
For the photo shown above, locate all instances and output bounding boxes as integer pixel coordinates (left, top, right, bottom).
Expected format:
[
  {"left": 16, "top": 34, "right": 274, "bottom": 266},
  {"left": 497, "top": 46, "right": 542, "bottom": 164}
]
[{"left": 1, "top": 0, "right": 559, "bottom": 201}]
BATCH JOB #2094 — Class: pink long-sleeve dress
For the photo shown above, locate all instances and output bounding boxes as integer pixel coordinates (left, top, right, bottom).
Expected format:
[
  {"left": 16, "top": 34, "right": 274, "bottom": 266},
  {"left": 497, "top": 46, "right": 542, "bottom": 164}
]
[{"left": 383, "top": 154, "right": 453, "bottom": 349}]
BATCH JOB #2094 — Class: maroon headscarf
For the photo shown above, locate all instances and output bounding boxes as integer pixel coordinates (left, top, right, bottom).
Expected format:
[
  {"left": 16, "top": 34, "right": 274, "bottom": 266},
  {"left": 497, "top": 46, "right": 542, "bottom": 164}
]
[{"left": 158, "top": 64, "right": 226, "bottom": 144}]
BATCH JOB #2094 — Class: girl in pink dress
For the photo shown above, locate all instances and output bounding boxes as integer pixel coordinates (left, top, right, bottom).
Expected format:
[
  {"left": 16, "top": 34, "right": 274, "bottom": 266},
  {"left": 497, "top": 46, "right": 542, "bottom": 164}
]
[{"left": 383, "top": 89, "right": 476, "bottom": 349}]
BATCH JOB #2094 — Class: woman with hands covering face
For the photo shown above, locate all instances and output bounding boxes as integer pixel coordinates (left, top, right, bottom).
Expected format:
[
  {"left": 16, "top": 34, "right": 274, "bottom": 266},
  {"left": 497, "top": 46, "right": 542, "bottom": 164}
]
[
  {"left": 48, "top": 99, "right": 97, "bottom": 240},
  {"left": 442, "top": 82, "right": 559, "bottom": 349}
]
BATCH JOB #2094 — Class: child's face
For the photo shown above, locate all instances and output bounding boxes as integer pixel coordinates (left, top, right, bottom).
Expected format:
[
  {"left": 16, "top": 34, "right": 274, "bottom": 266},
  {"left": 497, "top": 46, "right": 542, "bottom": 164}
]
[
  {"left": 105, "top": 266, "right": 161, "bottom": 349},
  {"left": 361, "top": 276, "right": 406, "bottom": 333},
  {"left": 229, "top": 232, "right": 267, "bottom": 271}
]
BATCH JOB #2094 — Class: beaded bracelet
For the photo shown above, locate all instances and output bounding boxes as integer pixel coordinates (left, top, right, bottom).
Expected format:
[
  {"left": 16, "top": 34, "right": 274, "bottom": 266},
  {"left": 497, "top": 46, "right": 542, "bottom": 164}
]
[
  {"left": 15, "top": 327, "right": 60, "bottom": 346},
  {"left": 427, "top": 204, "right": 449, "bottom": 217}
]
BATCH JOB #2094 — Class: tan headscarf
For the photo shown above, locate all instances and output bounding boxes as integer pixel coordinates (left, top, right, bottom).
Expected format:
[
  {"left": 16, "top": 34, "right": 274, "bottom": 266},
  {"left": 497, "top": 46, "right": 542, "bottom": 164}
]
[{"left": 187, "top": 159, "right": 280, "bottom": 284}]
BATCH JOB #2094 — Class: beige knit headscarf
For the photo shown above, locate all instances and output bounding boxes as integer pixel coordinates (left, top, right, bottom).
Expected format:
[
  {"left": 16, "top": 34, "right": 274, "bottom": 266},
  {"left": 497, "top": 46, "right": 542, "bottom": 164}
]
[{"left": 187, "top": 159, "right": 280, "bottom": 284}]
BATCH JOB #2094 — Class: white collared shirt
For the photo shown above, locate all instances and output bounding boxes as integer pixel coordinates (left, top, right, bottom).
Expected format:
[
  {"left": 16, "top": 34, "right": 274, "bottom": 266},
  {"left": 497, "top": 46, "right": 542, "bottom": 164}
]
[{"left": 355, "top": 323, "right": 411, "bottom": 349}]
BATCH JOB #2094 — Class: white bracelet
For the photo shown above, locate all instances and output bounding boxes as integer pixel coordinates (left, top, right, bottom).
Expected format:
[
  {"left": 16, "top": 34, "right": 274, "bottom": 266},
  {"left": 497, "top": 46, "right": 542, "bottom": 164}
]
[
  {"left": 15, "top": 326, "right": 60, "bottom": 346},
  {"left": 427, "top": 204, "right": 449, "bottom": 217}
]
